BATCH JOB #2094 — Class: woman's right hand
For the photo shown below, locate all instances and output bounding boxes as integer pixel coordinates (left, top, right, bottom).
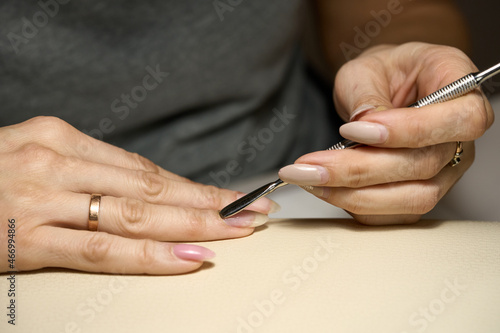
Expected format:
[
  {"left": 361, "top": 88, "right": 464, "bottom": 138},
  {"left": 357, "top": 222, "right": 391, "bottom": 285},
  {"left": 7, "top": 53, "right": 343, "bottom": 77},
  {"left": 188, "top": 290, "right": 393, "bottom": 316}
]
[{"left": 0, "top": 117, "right": 278, "bottom": 275}]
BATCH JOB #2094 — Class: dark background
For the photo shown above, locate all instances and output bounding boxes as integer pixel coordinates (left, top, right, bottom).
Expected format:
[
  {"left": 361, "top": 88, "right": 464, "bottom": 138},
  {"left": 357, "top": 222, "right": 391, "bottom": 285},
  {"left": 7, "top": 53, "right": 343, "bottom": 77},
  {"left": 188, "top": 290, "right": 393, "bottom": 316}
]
[
  {"left": 456, "top": 0, "right": 500, "bottom": 89},
  {"left": 306, "top": 0, "right": 500, "bottom": 96}
]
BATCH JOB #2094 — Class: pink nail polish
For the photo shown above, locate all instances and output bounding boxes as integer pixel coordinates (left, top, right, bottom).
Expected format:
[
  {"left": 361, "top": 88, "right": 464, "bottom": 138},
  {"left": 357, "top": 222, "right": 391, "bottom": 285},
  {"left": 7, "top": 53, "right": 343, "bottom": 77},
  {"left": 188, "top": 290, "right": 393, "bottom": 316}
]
[
  {"left": 173, "top": 244, "right": 215, "bottom": 261},
  {"left": 223, "top": 211, "right": 269, "bottom": 228},
  {"left": 339, "top": 121, "right": 388, "bottom": 144}
]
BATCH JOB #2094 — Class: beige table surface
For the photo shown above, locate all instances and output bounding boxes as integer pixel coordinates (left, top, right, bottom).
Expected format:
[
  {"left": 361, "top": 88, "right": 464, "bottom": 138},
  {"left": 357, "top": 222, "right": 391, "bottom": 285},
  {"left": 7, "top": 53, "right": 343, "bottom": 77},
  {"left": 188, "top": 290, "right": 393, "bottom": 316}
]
[
  {"left": 1, "top": 219, "right": 500, "bottom": 333},
  {"left": 2, "top": 97, "right": 499, "bottom": 333}
]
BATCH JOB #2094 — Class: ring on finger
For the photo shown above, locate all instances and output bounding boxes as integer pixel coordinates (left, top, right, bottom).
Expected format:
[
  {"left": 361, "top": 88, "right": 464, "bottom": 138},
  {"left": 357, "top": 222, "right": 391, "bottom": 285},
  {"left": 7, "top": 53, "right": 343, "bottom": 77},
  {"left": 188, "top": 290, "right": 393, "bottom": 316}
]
[
  {"left": 88, "top": 194, "right": 102, "bottom": 231},
  {"left": 449, "top": 141, "right": 463, "bottom": 167}
]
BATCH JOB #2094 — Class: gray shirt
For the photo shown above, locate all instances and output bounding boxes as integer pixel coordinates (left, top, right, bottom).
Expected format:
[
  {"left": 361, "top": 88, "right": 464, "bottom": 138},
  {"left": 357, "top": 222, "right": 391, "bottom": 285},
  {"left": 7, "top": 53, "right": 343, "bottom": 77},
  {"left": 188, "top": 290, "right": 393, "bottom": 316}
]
[{"left": 0, "top": 0, "right": 340, "bottom": 186}]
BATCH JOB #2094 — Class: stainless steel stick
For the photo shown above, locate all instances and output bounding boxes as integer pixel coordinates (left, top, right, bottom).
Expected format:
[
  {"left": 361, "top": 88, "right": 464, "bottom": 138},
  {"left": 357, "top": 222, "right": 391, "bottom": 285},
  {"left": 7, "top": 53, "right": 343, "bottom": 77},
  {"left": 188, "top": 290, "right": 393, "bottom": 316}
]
[{"left": 219, "top": 62, "right": 500, "bottom": 219}]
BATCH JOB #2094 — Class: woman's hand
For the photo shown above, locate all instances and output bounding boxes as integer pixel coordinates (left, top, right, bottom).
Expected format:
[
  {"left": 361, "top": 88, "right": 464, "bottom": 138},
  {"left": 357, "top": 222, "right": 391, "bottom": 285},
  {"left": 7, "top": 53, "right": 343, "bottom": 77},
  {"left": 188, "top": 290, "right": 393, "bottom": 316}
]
[
  {"left": 0, "top": 117, "right": 278, "bottom": 274},
  {"left": 278, "top": 42, "right": 494, "bottom": 225}
]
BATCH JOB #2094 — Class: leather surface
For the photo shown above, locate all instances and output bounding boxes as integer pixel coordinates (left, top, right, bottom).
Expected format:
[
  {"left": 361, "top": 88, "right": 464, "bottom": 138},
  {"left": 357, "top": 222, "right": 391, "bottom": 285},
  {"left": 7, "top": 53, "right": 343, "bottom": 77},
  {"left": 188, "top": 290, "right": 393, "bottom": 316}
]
[{"left": 2, "top": 219, "right": 500, "bottom": 333}]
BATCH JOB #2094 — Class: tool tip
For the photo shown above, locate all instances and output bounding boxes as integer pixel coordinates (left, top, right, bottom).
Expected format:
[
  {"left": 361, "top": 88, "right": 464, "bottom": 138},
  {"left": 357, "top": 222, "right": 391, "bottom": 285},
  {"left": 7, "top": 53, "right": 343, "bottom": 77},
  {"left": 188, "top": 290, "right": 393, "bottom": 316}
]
[{"left": 219, "top": 180, "right": 286, "bottom": 219}]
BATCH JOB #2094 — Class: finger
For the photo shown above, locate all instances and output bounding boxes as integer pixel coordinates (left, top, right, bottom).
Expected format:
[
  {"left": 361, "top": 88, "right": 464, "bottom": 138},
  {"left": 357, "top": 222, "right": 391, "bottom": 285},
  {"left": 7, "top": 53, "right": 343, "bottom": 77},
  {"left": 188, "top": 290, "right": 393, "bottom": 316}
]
[
  {"left": 51, "top": 192, "right": 266, "bottom": 241},
  {"left": 339, "top": 89, "right": 494, "bottom": 148},
  {"left": 337, "top": 42, "right": 479, "bottom": 117},
  {"left": 4, "top": 142, "right": 279, "bottom": 215},
  {"left": 348, "top": 213, "right": 422, "bottom": 226},
  {"left": 306, "top": 148, "right": 473, "bottom": 216},
  {"left": 99, "top": 196, "right": 264, "bottom": 241},
  {"left": 48, "top": 156, "right": 279, "bottom": 214},
  {"left": 2, "top": 116, "right": 190, "bottom": 182},
  {"left": 279, "top": 143, "right": 457, "bottom": 188},
  {"left": 333, "top": 55, "right": 396, "bottom": 122},
  {"left": 25, "top": 226, "right": 214, "bottom": 275}
]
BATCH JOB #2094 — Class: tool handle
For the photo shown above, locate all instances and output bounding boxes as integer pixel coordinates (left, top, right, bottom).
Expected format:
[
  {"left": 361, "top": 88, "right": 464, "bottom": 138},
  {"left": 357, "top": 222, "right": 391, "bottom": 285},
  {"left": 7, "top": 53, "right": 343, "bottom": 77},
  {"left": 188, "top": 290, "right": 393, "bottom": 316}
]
[{"left": 327, "top": 72, "right": 481, "bottom": 151}]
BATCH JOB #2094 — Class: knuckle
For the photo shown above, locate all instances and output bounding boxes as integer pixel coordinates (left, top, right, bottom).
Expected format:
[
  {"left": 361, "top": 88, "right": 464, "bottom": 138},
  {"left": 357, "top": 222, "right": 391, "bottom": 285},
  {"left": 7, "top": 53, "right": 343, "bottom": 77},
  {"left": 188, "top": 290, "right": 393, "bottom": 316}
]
[
  {"left": 138, "top": 170, "right": 166, "bottom": 202},
  {"left": 81, "top": 233, "right": 112, "bottom": 264},
  {"left": 27, "top": 115, "right": 64, "bottom": 127},
  {"left": 408, "top": 182, "right": 441, "bottom": 215},
  {"left": 15, "top": 143, "right": 60, "bottom": 170},
  {"left": 395, "top": 154, "right": 415, "bottom": 180},
  {"left": 345, "top": 164, "right": 365, "bottom": 188},
  {"left": 137, "top": 239, "right": 158, "bottom": 268},
  {"left": 75, "top": 138, "right": 93, "bottom": 156},
  {"left": 5, "top": 179, "right": 44, "bottom": 206},
  {"left": 401, "top": 162, "right": 418, "bottom": 180},
  {"left": 1, "top": 128, "right": 18, "bottom": 152},
  {"left": 182, "top": 209, "right": 208, "bottom": 239},
  {"left": 59, "top": 155, "right": 82, "bottom": 175},
  {"left": 413, "top": 116, "right": 432, "bottom": 147},
  {"left": 118, "top": 198, "right": 147, "bottom": 236},
  {"left": 198, "top": 185, "right": 223, "bottom": 209},
  {"left": 414, "top": 147, "right": 443, "bottom": 179},
  {"left": 28, "top": 116, "right": 70, "bottom": 137},
  {"left": 132, "top": 153, "right": 160, "bottom": 174}
]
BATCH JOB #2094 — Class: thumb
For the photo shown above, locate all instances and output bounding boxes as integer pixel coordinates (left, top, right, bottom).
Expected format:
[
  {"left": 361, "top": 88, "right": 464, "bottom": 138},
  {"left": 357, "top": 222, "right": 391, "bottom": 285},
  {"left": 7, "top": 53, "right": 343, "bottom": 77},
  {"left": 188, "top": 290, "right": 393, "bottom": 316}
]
[{"left": 333, "top": 59, "right": 394, "bottom": 122}]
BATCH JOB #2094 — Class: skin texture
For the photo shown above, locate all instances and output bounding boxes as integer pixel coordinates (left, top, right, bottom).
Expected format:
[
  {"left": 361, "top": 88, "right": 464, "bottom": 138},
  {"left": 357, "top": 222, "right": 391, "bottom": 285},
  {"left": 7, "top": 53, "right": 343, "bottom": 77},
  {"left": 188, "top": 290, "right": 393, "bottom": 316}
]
[
  {"left": 1, "top": 1, "right": 494, "bottom": 274},
  {"left": 278, "top": 0, "right": 494, "bottom": 224},
  {"left": 0, "top": 117, "right": 277, "bottom": 274}
]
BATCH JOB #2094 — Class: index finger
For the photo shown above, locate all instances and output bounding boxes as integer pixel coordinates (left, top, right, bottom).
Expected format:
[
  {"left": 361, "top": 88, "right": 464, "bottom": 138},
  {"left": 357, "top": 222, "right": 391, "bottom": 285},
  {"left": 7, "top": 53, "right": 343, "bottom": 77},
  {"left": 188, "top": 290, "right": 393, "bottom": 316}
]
[
  {"left": 2, "top": 116, "right": 190, "bottom": 182},
  {"left": 339, "top": 90, "right": 494, "bottom": 148}
]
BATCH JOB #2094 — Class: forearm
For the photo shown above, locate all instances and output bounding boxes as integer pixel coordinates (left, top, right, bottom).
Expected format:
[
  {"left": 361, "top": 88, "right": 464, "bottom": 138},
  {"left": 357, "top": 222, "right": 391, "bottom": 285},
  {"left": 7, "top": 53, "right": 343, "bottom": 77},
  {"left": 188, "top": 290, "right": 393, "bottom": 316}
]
[{"left": 314, "top": 0, "right": 470, "bottom": 72}]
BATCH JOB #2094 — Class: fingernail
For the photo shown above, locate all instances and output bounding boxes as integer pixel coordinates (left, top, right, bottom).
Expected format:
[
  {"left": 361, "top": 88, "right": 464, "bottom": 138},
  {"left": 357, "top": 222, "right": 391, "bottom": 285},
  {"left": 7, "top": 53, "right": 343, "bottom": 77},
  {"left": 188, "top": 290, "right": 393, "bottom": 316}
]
[
  {"left": 236, "top": 193, "right": 281, "bottom": 214},
  {"left": 278, "top": 164, "right": 329, "bottom": 185},
  {"left": 350, "top": 104, "right": 375, "bottom": 121},
  {"left": 300, "top": 186, "right": 330, "bottom": 199},
  {"left": 173, "top": 244, "right": 215, "bottom": 261},
  {"left": 223, "top": 211, "right": 269, "bottom": 228},
  {"left": 339, "top": 121, "right": 388, "bottom": 144},
  {"left": 350, "top": 105, "right": 389, "bottom": 121}
]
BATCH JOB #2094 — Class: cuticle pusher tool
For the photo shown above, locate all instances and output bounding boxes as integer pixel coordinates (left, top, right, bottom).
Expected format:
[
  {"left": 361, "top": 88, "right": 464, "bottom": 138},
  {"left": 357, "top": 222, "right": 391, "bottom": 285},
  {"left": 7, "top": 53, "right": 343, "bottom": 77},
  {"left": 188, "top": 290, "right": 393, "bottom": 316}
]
[{"left": 219, "top": 62, "right": 500, "bottom": 219}]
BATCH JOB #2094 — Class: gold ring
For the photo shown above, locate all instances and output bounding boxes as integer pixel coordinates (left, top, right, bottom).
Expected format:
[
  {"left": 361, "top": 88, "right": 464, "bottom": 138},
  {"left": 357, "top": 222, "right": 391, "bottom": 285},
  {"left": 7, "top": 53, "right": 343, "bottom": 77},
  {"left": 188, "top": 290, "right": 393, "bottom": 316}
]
[
  {"left": 449, "top": 141, "right": 463, "bottom": 167},
  {"left": 88, "top": 194, "right": 101, "bottom": 231}
]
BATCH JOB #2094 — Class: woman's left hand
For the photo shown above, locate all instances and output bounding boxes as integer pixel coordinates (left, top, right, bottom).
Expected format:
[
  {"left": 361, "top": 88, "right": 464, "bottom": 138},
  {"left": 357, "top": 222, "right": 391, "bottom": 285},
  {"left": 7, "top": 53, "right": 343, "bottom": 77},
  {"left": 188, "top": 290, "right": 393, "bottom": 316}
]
[{"left": 278, "top": 42, "right": 494, "bottom": 225}]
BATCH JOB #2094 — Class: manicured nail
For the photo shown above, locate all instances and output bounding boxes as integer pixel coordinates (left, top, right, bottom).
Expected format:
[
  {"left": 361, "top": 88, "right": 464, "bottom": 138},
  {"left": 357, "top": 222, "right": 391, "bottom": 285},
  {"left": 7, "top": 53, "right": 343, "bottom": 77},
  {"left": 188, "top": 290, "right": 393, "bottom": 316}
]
[
  {"left": 173, "top": 244, "right": 215, "bottom": 261},
  {"left": 350, "top": 104, "right": 375, "bottom": 121},
  {"left": 339, "top": 121, "right": 388, "bottom": 144},
  {"left": 350, "top": 105, "right": 389, "bottom": 121},
  {"left": 268, "top": 202, "right": 281, "bottom": 214},
  {"left": 236, "top": 193, "right": 281, "bottom": 214},
  {"left": 223, "top": 211, "right": 269, "bottom": 228},
  {"left": 278, "top": 164, "right": 329, "bottom": 186}
]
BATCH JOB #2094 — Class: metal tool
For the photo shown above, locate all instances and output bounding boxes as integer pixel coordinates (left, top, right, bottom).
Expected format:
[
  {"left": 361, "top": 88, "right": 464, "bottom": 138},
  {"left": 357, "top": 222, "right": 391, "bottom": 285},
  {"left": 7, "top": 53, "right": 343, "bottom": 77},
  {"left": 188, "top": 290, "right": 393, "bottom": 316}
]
[{"left": 219, "top": 62, "right": 500, "bottom": 219}]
